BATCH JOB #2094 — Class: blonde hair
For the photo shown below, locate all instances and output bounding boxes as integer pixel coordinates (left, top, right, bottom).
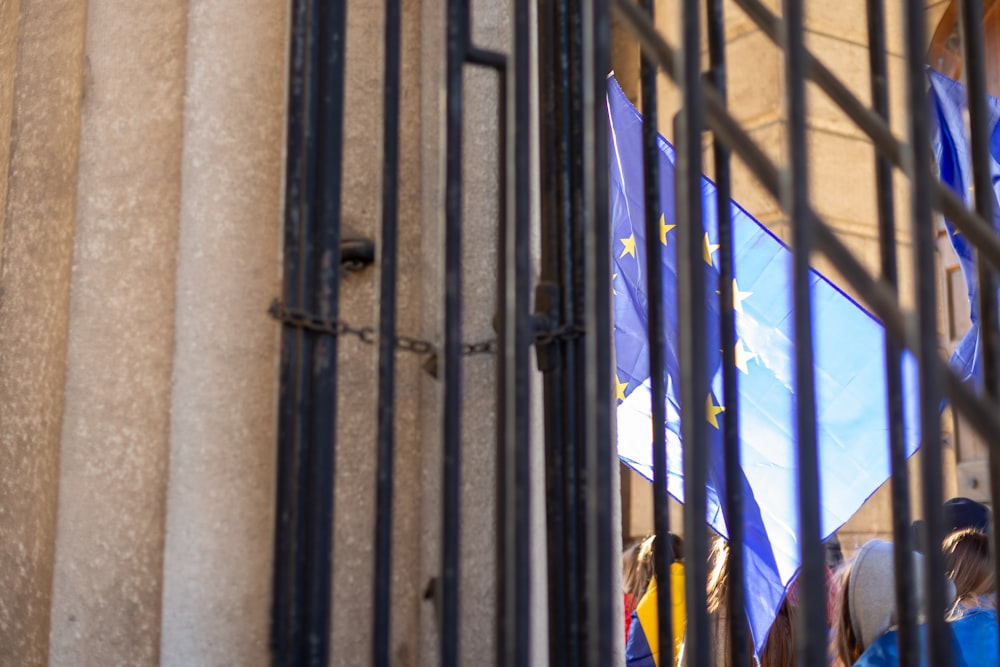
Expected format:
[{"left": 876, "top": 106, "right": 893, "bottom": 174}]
[
  {"left": 704, "top": 537, "right": 793, "bottom": 667},
  {"left": 829, "top": 561, "right": 862, "bottom": 667},
  {"left": 943, "top": 528, "right": 993, "bottom": 616},
  {"left": 623, "top": 535, "right": 656, "bottom": 602}
]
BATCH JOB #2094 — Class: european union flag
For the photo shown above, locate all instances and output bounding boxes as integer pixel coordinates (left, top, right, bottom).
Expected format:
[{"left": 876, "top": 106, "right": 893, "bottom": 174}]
[
  {"left": 609, "top": 77, "right": 921, "bottom": 651},
  {"left": 928, "top": 67, "right": 1000, "bottom": 386}
]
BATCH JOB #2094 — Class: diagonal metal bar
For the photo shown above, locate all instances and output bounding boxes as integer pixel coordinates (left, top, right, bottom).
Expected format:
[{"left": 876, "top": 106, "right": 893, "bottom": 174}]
[
  {"left": 610, "top": 0, "right": 1000, "bottom": 479},
  {"left": 728, "top": 0, "right": 1000, "bottom": 275},
  {"left": 616, "top": 0, "right": 1000, "bottom": 276}
]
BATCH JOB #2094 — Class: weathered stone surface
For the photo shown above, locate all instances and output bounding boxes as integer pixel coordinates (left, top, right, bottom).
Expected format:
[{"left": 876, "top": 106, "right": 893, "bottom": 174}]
[
  {"left": 157, "top": 2, "right": 286, "bottom": 666},
  {"left": 45, "top": 2, "right": 187, "bottom": 664}
]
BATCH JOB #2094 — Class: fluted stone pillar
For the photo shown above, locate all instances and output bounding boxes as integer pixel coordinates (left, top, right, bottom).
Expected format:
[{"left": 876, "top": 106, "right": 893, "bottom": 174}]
[{"left": 0, "top": 2, "right": 88, "bottom": 664}]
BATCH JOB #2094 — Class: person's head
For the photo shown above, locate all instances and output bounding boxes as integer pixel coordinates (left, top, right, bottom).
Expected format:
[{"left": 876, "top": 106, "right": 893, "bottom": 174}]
[
  {"left": 706, "top": 536, "right": 730, "bottom": 615},
  {"left": 911, "top": 497, "right": 991, "bottom": 553},
  {"left": 830, "top": 539, "right": 944, "bottom": 667},
  {"left": 623, "top": 534, "right": 656, "bottom": 602},
  {"left": 943, "top": 527, "right": 993, "bottom": 612},
  {"left": 704, "top": 537, "right": 792, "bottom": 667}
]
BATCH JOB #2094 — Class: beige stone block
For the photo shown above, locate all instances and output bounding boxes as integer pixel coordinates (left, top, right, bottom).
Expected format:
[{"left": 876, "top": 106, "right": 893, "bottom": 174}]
[
  {"left": 156, "top": 1, "right": 286, "bottom": 666},
  {"left": 46, "top": 2, "right": 188, "bottom": 665},
  {"left": 806, "top": 129, "right": 879, "bottom": 232},
  {"left": 324, "top": 1, "right": 430, "bottom": 665},
  {"left": 0, "top": 2, "right": 87, "bottom": 665},
  {"left": 0, "top": 0, "right": 20, "bottom": 254},
  {"left": 726, "top": 29, "right": 784, "bottom": 126},
  {"left": 709, "top": 120, "right": 786, "bottom": 224}
]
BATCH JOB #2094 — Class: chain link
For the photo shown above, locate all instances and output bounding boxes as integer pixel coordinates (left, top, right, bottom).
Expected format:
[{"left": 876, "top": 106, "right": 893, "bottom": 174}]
[{"left": 268, "top": 299, "right": 584, "bottom": 358}]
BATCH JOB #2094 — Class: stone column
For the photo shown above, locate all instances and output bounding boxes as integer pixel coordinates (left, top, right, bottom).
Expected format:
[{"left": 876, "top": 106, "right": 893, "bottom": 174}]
[
  {"left": 156, "top": 2, "right": 286, "bottom": 666},
  {"left": 46, "top": 2, "right": 187, "bottom": 663},
  {"left": 0, "top": 2, "right": 87, "bottom": 664}
]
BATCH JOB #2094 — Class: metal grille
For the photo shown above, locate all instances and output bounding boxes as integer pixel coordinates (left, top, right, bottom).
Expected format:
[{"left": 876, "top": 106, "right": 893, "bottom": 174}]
[{"left": 269, "top": 0, "right": 1000, "bottom": 665}]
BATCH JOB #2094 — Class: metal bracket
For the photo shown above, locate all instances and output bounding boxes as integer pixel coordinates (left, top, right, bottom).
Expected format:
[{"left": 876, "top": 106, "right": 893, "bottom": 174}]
[
  {"left": 533, "top": 281, "right": 560, "bottom": 372},
  {"left": 341, "top": 228, "right": 375, "bottom": 272}
]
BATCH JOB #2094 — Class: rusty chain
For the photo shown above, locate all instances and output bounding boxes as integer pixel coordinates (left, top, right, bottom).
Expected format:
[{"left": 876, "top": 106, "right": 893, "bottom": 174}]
[{"left": 268, "top": 299, "right": 584, "bottom": 358}]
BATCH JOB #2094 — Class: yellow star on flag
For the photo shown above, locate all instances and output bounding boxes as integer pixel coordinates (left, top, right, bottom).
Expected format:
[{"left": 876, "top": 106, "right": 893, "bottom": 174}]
[
  {"left": 703, "top": 233, "right": 720, "bottom": 265},
  {"left": 706, "top": 394, "right": 725, "bottom": 429},
  {"left": 616, "top": 375, "right": 628, "bottom": 403},
  {"left": 620, "top": 234, "right": 637, "bottom": 259},
  {"left": 732, "top": 279, "right": 753, "bottom": 314},
  {"left": 735, "top": 338, "right": 757, "bottom": 374},
  {"left": 660, "top": 213, "right": 676, "bottom": 245}
]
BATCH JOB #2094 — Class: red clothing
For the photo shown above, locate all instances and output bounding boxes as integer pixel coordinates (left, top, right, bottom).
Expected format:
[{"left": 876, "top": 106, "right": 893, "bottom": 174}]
[{"left": 624, "top": 593, "right": 638, "bottom": 643}]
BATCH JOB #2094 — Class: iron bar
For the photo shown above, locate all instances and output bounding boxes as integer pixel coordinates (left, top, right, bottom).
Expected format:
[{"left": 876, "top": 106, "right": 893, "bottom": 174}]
[
  {"left": 782, "top": 0, "right": 826, "bottom": 664},
  {"left": 903, "top": 0, "right": 950, "bottom": 664},
  {"left": 497, "top": 0, "right": 533, "bottom": 662},
  {"left": 958, "top": 1, "right": 1000, "bottom": 658},
  {"left": 563, "top": 1, "right": 585, "bottom": 661},
  {"left": 581, "top": 0, "right": 614, "bottom": 663},
  {"left": 372, "top": 0, "right": 402, "bottom": 662},
  {"left": 441, "top": 0, "right": 468, "bottom": 664},
  {"left": 676, "top": 0, "right": 710, "bottom": 662},
  {"left": 617, "top": 0, "right": 1000, "bottom": 276},
  {"left": 706, "top": 0, "right": 748, "bottom": 663},
  {"left": 610, "top": 0, "right": 1000, "bottom": 450},
  {"left": 496, "top": 64, "right": 512, "bottom": 667},
  {"left": 727, "top": 0, "right": 1000, "bottom": 276},
  {"left": 536, "top": 0, "right": 571, "bottom": 663},
  {"left": 272, "top": 0, "right": 310, "bottom": 661},
  {"left": 467, "top": 47, "right": 507, "bottom": 70},
  {"left": 300, "top": 0, "right": 347, "bottom": 664},
  {"left": 638, "top": 0, "right": 674, "bottom": 664},
  {"left": 866, "top": 0, "right": 918, "bottom": 665}
]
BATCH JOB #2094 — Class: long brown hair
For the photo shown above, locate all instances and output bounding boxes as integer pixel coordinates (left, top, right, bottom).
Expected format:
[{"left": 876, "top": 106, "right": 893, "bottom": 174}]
[
  {"left": 943, "top": 528, "right": 994, "bottom": 615},
  {"left": 829, "top": 562, "right": 862, "bottom": 667},
  {"left": 705, "top": 538, "right": 794, "bottom": 667},
  {"left": 623, "top": 535, "right": 656, "bottom": 607}
]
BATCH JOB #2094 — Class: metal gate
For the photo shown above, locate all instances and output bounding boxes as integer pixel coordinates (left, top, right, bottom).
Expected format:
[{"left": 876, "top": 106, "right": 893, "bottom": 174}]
[{"left": 268, "top": 0, "right": 1000, "bottom": 665}]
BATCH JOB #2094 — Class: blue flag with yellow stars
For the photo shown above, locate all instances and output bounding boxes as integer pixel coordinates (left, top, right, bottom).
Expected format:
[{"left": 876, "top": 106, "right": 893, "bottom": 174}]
[
  {"left": 609, "top": 77, "right": 921, "bottom": 652},
  {"left": 928, "top": 67, "right": 1000, "bottom": 387}
]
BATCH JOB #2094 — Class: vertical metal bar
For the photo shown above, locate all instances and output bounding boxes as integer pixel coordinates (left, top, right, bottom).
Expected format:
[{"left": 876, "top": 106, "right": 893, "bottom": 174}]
[
  {"left": 676, "top": 0, "right": 710, "bottom": 663},
  {"left": 536, "top": 0, "right": 571, "bottom": 662},
  {"left": 495, "top": 66, "right": 511, "bottom": 667},
  {"left": 903, "top": 0, "right": 950, "bottom": 664},
  {"left": 958, "top": 5, "right": 1000, "bottom": 658},
  {"left": 441, "top": 0, "right": 467, "bottom": 664},
  {"left": 498, "top": 0, "right": 533, "bottom": 663},
  {"left": 563, "top": 3, "right": 585, "bottom": 661},
  {"left": 372, "top": 0, "right": 401, "bottom": 662},
  {"left": 866, "top": 1, "right": 919, "bottom": 665},
  {"left": 781, "top": 0, "right": 826, "bottom": 665},
  {"left": 581, "top": 0, "right": 614, "bottom": 663},
  {"left": 301, "top": 0, "right": 347, "bottom": 664},
  {"left": 272, "top": 0, "right": 310, "bottom": 662},
  {"left": 291, "top": 0, "right": 323, "bottom": 662},
  {"left": 638, "top": 1, "right": 674, "bottom": 665},
  {"left": 706, "top": 1, "right": 748, "bottom": 664}
]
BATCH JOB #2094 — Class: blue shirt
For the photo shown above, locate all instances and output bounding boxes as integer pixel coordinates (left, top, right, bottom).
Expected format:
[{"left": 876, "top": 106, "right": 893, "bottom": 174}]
[{"left": 854, "top": 609, "right": 998, "bottom": 667}]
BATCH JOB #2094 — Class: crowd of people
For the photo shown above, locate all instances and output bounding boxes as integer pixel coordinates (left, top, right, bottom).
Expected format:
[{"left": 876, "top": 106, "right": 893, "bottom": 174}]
[{"left": 623, "top": 497, "right": 998, "bottom": 666}]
